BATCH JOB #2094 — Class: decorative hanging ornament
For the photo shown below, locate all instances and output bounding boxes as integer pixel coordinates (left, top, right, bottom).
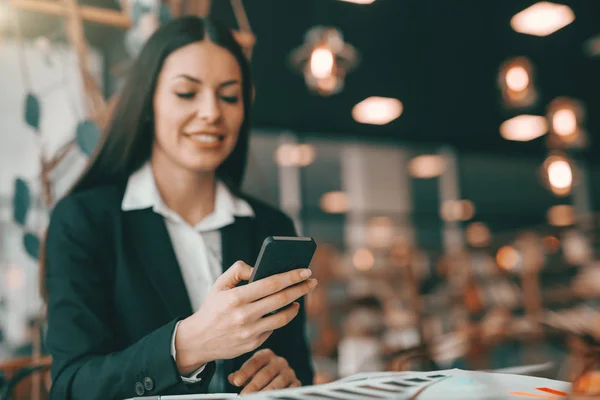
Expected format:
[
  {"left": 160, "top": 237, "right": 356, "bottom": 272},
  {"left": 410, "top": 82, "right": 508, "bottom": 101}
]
[
  {"left": 289, "top": 26, "right": 359, "bottom": 96},
  {"left": 121, "top": 0, "right": 171, "bottom": 58}
]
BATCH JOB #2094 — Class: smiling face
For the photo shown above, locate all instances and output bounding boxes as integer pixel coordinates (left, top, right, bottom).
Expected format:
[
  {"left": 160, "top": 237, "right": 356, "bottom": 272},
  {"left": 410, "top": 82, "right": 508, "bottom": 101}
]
[{"left": 151, "top": 40, "right": 245, "bottom": 174}]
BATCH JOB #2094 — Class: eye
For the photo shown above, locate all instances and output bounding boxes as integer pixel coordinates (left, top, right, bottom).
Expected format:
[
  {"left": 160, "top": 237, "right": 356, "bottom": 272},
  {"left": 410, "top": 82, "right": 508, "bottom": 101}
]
[
  {"left": 221, "top": 96, "right": 239, "bottom": 104},
  {"left": 175, "top": 92, "right": 195, "bottom": 99}
]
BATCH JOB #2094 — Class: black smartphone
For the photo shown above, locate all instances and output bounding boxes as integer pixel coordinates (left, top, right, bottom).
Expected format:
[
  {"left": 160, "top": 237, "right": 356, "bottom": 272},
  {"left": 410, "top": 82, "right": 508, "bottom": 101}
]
[{"left": 248, "top": 236, "right": 317, "bottom": 283}]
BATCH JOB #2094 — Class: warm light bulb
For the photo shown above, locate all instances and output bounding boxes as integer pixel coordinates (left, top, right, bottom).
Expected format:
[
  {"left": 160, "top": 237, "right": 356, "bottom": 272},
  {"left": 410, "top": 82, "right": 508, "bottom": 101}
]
[
  {"left": 506, "top": 66, "right": 529, "bottom": 92},
  {"left": 548, "top": 160, "right": 572, "bottom": 190},
  {"left": 310, "top": 47, "right": 334, "bottom": 79},
  {"left": 553, "top": 108, "right": 577, "bottom": 136}
]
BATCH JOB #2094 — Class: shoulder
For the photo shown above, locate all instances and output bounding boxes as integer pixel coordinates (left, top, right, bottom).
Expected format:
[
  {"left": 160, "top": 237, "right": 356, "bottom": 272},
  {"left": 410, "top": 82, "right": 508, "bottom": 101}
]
[
  {"left": 52, "top": 185, "right": 123, "bottom": 215},
  {"left": 239, "top": 194, "right": 295, "bottom": 230},
  {"left": 49, "top": 185, "right": 124, "bottom": 236}
]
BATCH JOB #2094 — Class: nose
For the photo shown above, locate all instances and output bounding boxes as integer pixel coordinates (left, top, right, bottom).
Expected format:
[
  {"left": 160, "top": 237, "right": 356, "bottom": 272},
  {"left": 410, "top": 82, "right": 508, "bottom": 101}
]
[{"left": 197, "top": 91, "right": 222, "bottom": 124}]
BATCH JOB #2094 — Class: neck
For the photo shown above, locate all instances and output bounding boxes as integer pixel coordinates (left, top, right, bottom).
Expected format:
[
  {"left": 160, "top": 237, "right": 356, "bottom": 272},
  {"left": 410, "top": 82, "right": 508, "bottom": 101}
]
[{"left": 150, "top": 154, "right": 217, "bottom": 226}]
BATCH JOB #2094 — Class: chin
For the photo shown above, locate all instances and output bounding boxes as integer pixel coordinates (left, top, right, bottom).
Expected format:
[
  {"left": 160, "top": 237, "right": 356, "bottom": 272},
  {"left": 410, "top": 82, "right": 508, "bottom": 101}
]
[{"left": 178, "top": 156, "right": 226, "bottom": 173}]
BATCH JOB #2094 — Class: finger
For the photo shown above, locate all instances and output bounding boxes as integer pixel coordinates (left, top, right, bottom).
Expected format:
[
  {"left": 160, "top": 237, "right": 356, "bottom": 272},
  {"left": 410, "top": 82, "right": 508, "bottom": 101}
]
[
  {"left": 229, "top": 349, "right": 273, "bottom": 387},
  {"left": 213, "top": 261, "right": 253, "bottom": 290},
  {"left": 250, "top": 302, "right": 300, "bottom": 335},
  {"left": 240, "top": 357, "right": 286, "bottom": 394},
  {"left": 235, "top": 268, "right": 313, "bottom": 303},
  {"left": 287, "top": 379, "right": 302, "bottom": 388},
  {"left": 261, "top": 373, "right": 294, "bottom": 392},
  {"left": 246, "top": 279, "right": 317, "bottom": 319}
]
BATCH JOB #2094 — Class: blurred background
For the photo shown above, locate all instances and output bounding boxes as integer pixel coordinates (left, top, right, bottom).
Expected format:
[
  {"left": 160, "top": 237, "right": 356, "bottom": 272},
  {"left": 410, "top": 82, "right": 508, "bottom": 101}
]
[{"left": 1, "top": 0, "right": 600, "bottom": 395}]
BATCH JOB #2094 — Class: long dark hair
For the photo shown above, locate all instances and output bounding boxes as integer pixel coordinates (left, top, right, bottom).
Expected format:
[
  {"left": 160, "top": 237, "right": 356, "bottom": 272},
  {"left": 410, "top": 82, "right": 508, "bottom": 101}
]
[
  {"left": 72, "top": 16, "right": 253, "bottom": 194},
  {"left": 39, "top": 17, "right": 252, "bottom": 302}
]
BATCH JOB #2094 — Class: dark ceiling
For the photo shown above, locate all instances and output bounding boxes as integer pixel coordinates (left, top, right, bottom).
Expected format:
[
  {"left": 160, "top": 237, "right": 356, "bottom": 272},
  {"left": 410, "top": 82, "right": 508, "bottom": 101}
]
[
  {"left": 233, "top": 0, "right": 599, "bottom": 157},
  {"left": 7, "top": 0, "right": 600, "bottom": 157}
]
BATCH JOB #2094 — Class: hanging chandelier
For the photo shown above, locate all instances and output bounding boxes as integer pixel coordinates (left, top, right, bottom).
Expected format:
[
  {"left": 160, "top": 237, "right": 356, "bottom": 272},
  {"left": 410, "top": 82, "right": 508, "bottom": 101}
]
[{"left": 289, "top": 26, "right": 359, "bottom": 96}]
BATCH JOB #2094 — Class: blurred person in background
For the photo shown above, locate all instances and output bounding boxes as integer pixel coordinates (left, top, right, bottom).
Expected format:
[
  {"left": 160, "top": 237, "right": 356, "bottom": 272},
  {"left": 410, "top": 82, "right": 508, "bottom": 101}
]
[
  {"left": 42, "top": 16, "right": 316, "bottom": 400},
  {"left": 337, "top": 296, "right": 385, "bottom": 378},
  {"left": 12, "top": 317, "right": 47, "bottom": 358},
  {"left": 0, "top": 329, "right": 10, "bottom": 361}
]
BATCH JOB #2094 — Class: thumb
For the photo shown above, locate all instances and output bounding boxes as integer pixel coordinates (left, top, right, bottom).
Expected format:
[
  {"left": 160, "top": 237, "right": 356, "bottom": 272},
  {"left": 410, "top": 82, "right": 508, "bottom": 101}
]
[{"left": 214, "top": 261, "right": 253, "bottom": 290}]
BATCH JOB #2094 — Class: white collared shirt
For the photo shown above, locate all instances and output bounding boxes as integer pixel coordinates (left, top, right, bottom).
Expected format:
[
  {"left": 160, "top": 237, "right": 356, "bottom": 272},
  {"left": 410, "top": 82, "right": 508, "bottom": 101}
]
[{"left": 121, "top": 162, "right": 254, "bottom": 382}]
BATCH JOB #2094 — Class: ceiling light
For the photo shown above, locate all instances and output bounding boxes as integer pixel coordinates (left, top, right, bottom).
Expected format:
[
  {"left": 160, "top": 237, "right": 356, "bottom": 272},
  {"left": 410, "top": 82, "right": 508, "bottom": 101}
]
[
  {"left": 542, "top": 154, "right": 574, "bottom": 196},
  {"left": 499, "top": 115, "right": 547, "bottom": 142},
  {"left": 498, "top": 57, "right": 538, "bottom": 108},
  {"left": 505, "top": 66, "right": 529, "bottom": 92},
  {"left": 547, "top": 97, "right": 586, "bottom": 148},
  {"left": 352, "top": 97, "right": 403, "bottom": 125},
  {"left": 338, "top": 0, "right": 376, "bottom": 4},
  {"left": 547, "top": 160, "right": 572, "bottom": 190},
  {"left": 553, "top": 109, "right": 577, "bottom": 137},
  {"left": 289, "top": 26, "right": 359, "bottom": 96},
  {"left": 409, "top": 155, "right": 446, "bottom": 179},
  {"left": 511, "top": 2, "right": 575, "bottom": 37}
]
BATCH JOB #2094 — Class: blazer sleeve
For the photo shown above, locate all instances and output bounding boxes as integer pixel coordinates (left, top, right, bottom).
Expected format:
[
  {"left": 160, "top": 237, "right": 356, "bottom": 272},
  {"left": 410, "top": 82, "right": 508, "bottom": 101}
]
[
  {"left": 264, "top": 214, "right": 315, "bottom": 386},
  {"left": 44, "top": 196, "right": 213, "bottom": 399}
]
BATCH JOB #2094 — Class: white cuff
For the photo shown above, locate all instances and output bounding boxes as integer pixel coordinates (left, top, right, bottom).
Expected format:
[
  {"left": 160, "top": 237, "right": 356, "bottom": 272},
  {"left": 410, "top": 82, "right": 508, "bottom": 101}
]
[{"left": 171, "top": 321, "right": 207, "bottom": 383}]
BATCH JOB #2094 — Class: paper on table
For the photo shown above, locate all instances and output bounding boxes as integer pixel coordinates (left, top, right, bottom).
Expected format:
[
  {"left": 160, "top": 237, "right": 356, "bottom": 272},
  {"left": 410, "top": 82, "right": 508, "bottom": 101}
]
[
  {"left": 126, "top": 369, "right": 570, "bottom": 400},
  {"left": 413, "top": 369, "right": 571, "bottom": 400}
]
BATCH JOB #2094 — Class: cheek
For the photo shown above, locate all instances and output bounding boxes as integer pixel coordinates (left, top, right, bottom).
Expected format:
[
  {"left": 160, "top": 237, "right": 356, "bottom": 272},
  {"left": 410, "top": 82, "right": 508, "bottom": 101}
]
[
  {"left": 224, "top": 107, "right": 245, "bottom": 142},
  {"left": 154, "top": 100, "right": 189, "bottom": 143}
]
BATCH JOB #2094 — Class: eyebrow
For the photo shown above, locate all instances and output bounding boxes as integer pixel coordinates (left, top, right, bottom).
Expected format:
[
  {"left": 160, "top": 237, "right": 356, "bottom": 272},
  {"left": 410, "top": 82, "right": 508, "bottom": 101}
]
[{"left": 174, "top": 74, "right": 240, "bottom": 87}]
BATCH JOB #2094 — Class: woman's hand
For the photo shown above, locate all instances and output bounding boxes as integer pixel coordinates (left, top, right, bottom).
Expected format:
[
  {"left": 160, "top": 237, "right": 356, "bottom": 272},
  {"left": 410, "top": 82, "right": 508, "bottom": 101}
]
[
  {"left": 228, "top": 349, "right": 301, "bottom": 394},
  {"left": 174, "top": 261, "right": 317, "bottom": 375}
]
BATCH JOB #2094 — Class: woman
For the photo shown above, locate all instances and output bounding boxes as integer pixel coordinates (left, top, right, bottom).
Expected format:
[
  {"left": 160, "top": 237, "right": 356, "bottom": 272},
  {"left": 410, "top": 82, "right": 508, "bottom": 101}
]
[{"left": 44, "top": 16, "right": 316, "bottom": 399}]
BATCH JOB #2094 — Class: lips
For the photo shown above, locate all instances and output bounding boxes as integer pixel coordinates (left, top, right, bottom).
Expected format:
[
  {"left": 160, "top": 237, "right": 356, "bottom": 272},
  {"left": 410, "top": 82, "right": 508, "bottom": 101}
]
[
  {"left": 185, "top": 130, "right": 225, "bottom": 140},
  {"left": 184, "top": 132, "right": 225, "bottom": 149}
]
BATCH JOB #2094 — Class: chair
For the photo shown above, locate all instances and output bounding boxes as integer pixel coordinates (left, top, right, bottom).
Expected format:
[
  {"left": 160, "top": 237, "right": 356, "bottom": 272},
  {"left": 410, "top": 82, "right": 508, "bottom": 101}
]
[{"left": 0, "top": 355, "right": 52, "bottom": 400}]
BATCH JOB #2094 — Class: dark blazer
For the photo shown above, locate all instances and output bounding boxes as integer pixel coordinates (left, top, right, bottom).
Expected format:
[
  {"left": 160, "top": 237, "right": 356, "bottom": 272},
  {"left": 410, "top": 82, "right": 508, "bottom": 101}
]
[{"left": 44, "top": 184, "right": 314, "bottom": 400}]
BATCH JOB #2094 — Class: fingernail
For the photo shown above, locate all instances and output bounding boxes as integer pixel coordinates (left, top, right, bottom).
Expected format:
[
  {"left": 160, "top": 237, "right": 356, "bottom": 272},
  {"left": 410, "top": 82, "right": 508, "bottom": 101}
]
[
  {"left": 300, "top": 269, "right": 312, "bottom": 278},
  {"left": 308, "top": 278, "right": 318, "bottom": 288},
  {"left": 234, "top": 378, "right": 242, "bottom": 386}
]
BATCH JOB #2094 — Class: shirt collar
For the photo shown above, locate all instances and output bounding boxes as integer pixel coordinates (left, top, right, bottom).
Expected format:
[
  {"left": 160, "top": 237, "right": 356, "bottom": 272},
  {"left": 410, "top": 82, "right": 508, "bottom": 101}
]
[{"left": 121, "top": 162, "right": 254, "bottom": 231}]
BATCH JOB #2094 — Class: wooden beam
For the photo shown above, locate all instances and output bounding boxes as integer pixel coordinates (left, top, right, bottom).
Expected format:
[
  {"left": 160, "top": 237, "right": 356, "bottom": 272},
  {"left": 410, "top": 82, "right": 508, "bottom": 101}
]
[{"left": 9, "top": 0, "right": 132, "bottom": 28}]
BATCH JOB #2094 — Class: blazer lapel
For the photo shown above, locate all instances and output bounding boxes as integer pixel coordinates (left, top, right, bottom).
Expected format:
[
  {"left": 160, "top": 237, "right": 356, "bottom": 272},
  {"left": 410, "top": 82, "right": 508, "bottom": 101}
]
[
  {"left": 123, "top": 209, "right": 193, "bottom": 318},
  {"left": 221, "top": 216, "right": 258, "bottom": 274}
]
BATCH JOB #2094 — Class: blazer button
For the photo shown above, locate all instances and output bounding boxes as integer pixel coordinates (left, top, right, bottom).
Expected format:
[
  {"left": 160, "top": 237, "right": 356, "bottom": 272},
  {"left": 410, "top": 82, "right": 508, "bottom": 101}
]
[
  {"left": 143, "top": 377, "right": 154, "bottom": 391},
  {"left": 134, "top": 382, "right": 145, "bottom": 396}
]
